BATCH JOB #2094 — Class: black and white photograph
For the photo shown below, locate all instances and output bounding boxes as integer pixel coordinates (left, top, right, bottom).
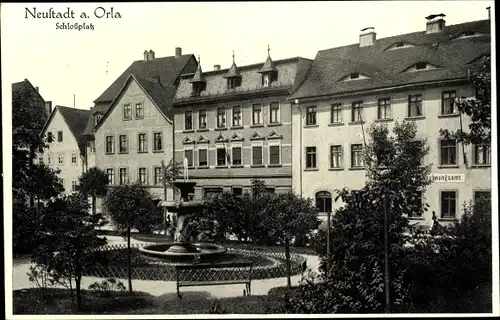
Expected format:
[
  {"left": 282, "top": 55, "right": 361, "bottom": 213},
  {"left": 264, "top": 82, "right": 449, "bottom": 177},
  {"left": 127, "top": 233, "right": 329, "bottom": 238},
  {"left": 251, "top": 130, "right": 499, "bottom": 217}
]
[{"left": 2, "top": 1, "right": 498, "bottom": 317}]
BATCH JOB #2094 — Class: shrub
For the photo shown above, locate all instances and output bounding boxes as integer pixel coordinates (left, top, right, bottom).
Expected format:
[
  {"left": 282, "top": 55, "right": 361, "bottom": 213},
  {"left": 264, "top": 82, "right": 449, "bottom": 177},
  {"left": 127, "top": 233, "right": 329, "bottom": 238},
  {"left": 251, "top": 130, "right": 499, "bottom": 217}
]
[{"left": 88, "top": 278, "right": 126, "bottom": 297}]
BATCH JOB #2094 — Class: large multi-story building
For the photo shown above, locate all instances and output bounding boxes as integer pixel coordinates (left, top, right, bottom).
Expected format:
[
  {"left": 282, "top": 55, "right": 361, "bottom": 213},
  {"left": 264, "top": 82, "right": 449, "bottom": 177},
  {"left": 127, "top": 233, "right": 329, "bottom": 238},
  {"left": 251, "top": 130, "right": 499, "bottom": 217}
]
[
  {"left": 91, "top": 48, "right": 198, "bottom": 201},
  {"left": 172, "top": 50, "right": 312, "bottom": 199},
  {"left": 39, "top": 106, "right": 92, "bottom": 194},
  {"left": 289, "top": 15, "right": 491, "bottom": 226}
]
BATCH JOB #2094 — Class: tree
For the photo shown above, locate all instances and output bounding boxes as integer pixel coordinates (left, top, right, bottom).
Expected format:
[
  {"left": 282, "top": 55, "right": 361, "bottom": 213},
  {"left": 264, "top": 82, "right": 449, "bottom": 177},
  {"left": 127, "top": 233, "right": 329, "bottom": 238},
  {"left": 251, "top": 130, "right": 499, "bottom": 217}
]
[
  {"left": 264, "top": 192, "right": 320, "bottom": 287},
  {"left": 78, "top": 167, "right": 109, "bottom": 215},
  {"left": 32, "top": 193, "right": 107, "bottom": 310},
  {"left": 287, "top": 121, "right": 433, "bottom": 313},
  {"left": 26, "top": 164, "right": 64, "bottom": 207},
  {"left": 104, "top": 183, "right": 157, "bottom": 292},
  {"left": 440, "top": 57, "right": 491, "bottom": 146}
]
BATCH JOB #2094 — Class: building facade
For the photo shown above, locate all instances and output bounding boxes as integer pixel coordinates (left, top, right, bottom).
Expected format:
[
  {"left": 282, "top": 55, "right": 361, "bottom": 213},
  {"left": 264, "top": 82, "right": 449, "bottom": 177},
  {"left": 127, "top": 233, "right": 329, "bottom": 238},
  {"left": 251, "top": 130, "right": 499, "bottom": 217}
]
[
  {"left": 93, "top": 75, "right": 177, "bottom": 200},
  {"left": 172, "top": 52, "right": 312, "bottom": 199},
  {"left": 39, "top": 106, "right": 91, "bottom": 194},
  {"left": 290, "top": 16, "right": 491, "bottom": 226}
]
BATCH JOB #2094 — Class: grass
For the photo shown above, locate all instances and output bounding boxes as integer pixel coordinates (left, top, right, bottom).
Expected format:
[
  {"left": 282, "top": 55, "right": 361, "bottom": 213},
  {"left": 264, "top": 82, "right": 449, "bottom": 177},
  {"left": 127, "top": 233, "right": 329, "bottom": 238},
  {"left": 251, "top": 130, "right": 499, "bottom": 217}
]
[
  {"left": 13, "top": 281, "right": 492, "bottom": 315},
  {"left": 13, "top": 288, "right": 284, "bottom": 315}
]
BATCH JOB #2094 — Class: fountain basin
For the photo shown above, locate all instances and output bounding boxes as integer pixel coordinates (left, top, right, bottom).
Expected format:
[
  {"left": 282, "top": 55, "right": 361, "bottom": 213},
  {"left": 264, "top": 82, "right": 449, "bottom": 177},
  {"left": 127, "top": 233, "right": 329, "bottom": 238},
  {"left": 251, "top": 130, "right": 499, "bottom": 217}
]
[{"left": 139, "top": 242, "right": 227, "bottom": 263}]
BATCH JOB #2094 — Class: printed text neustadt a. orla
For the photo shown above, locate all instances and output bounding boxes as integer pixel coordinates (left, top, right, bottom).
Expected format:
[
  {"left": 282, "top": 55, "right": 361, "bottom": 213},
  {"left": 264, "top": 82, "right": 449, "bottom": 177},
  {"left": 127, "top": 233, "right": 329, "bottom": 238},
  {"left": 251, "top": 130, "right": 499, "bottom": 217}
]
[{"left": 25, "top": 7, "right": 121, "bottom": 19}]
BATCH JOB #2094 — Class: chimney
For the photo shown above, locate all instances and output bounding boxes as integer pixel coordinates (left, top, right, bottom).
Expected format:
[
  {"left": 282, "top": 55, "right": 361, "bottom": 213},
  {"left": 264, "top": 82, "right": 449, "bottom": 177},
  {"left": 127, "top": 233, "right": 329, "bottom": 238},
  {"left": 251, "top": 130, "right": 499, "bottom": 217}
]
[
  {"left": 175, "top": 47, "right": 182, "bottom": 58},
  {"left": 45, "top": 101, "right": 52, "bottom": 115},
  {"left": 214, "top": 64, "right": 221, "bottom": 71},
  {"left": 144, "top": 50, "right": 149, "bottom": 61},
  {"left": 425, "top": 14, "right": 446, "bottom": 34},
  {"left": 35, "top": 86, "right": 39, "bottom": 92},
  {"left": 149, "top": 49, "right": 155, "bottom": 60},
  {"left": 359, "top": 27, "right": 376, "bottom": 47}
]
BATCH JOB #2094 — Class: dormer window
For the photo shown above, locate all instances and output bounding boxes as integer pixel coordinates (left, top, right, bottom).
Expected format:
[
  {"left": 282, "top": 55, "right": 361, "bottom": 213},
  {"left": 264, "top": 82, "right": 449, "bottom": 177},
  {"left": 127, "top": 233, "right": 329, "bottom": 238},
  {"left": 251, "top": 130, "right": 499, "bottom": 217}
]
[
  {"left": 191, "top": 82, "right": 206, "bottom": 96},
  {"left": 259, "top": 46, "right": 278, "bottom": 88},
  {"left": 190, "top": 55, "right": 206, "bottom": 96},
  {"left": 340, "top": 72, "right": 370, "bottom": 81},
  {"left": 385, "top": 42, "right": 415, "bottom": 51},
  {"left": 416, "top": 62, "right": 427, "bottom": 70},
  {"left": 262, "top": 71, "right": 278, "bottom": 87},
  {"left": 405, "top": 62, "right": 439, "bottom": 72},
  {"left": 350, "top": 73, "right": 359, "bottom": 79},
  {"left": 94, "top": 114, "right": 102, "bottom": 125},
  {"left": 227, "top": 77, "right": 241, "bottom": 89},
  {"left": 455, "top": 30, "right": 484, "bottom": 39},
  {"left": 395, "top": 42, "right": 404, "bottom": 47}
]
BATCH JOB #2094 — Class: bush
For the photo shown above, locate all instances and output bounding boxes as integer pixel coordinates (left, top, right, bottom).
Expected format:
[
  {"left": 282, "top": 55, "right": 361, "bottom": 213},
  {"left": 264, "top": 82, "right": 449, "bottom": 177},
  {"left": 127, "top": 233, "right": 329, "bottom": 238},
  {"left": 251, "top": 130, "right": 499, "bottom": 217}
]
[{"left": 88, "top": 278, "right": 126, "bottom": 297}]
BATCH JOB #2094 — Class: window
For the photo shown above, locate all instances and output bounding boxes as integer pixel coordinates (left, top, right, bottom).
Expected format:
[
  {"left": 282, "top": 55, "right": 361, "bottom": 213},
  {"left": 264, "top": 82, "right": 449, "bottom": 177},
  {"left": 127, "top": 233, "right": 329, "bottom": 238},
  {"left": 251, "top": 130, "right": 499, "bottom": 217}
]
[
  {"left": 408, "top": 94, "right": 423, "bottom": 117},
  {"left": 306, "top": 106, "right": 316, "bottom": 125},
  {"left": 135, "top": 103, "right": 144, "bottom": 119},
  {"left": 216, "top": 147, "right": 227, "bottom": 166},
  {"left": 269, "top": 145, "right": 280, "bottom": 165},
  {"left": 232, "top": 106, "right": 241, "bottom": 127},
  {"left": 474, "top": 191, "right": 491, "bottom": 203},
  {"left": 351, "top": 101, "right": 363, "bottom": 122},
  {"left": 123, "top": 104, "right": 132, "bottom": 120},
  {"left": 119, "top": 168, "right": 128, "bottom": 185},
  {"left": 57, "top": 131, "right": 63, "bottom": 142},
  {"left": 184, "top": 149, "right": 194, "bottom": 167},
  {"left": 106, "top": 168, "right": 114, "bottom": 185},
  {"left": 415, "top": 62, "right": 427, "bottom": 70},
  {"left": 306, "top": 147, "right": 317, "bottom": 169},
  {"left": 153, "top": 132, "right": 163, "bottom": 151},
  {"left": 474, "top": 143, "right": 491, "bottom": 165},
  {"left": 440, "top": 139, "right": 457, "bottom": 165},
  {"left": 351, "top": 144, "right": 363, "bottom": 168},
  {"left": 377, "top": 98, "right": 392, "bottom": 119},
  {"left": 228, "top": 77, "right": 241, "bottom": 89},
  {"left": 265, "top": 187, "right": 275, "bottom": 194},
  {"left": 72, "top": 181, "right": 78, "bottom": 192},
  {"left": 315, "top": 191, "right": 332, "bottom": 213},
  {"left": 47, "top": 132, "right": 54, "bottom": 143},
  {"left": 119, "top": 135, "right": 128, "bottom": 153},
  {"left": 71, "top": 152, "right": 77, "bottom": 164},
  {"left": 138, "top": 133, "right": 147, "bottom": 152},
  {"left": 252, "top": 145, "right": 263, "bottom": 166},
  {"left": 48, "top": 153, "right": 53, "bottom": 165},
  {"left": 270, "top": 102, "right": 280, "bottom": 123},
  {"left": 252, "top": 104, "right": 262, "bottom": 125},
  {"left": 198, "top": 149, "right": 208, "bottom": 167},
  {"left": 408, "top": 190, "right": 423, "bottom": 217},
  {"left": 330, "top": 104, "right": 342, "bottom": 123},
  {"left": 330, "top": 145, "right": 343, "bottom": 168},
  {"left": 217, "top": 107, "right": 226, "bottom": 128},
  {"left": 203, "top": 187, "right": 223, "bottom": 199},
  {"left": 138, "top": 167, "right": 147, "bottom": 184},
  {"left": 58, "top": 153, "right": 64, "bottom": 164},
  {"left": 184, "top": 110, "right": 193, "bottom": 130},
  {"left": 198, "top": 109, "right": 207, "bottom": 129},
  {"left": 262, "top": 73, "right": 270, "bottom": 87},
  {"left": 232, "top": 147, "right": 242, "bottom": 166},
  {"left": 232, "top": 187, "right": 243, "bottom": 197},
  {"left": 89, "top": 140, "right": 96, "bottom": 154},
  {"left": 154, "top": 167, "right": 163, "bottom": 185},
  {"left": 105, "top": 136, "right": 114, "bottom": 154},
  {"left": 95, "top": 114, "right": 102, "bottom": 125},
  {"left": 38, "top": 155, "right": 44, "bottom": 165},
  {"left": 350, "top": 72, "right": 359, "bottom": 79},
  {"left": 441, "top": 91, "right": 457, "bottom": 115},
  {"left": 395, "top": 42, "right": 405, "bottom": 47},
  {"left": 441, "top": 191, "right": 457, "bottom": 218}
]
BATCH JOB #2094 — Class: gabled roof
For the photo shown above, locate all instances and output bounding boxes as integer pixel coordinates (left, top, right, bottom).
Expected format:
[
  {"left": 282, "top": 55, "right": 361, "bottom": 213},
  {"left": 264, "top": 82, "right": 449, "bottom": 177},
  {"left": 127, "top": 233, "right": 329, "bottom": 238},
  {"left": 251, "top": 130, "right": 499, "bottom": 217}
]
[
  {"left": 94, "top": 74, "right": 177, "bottom": 132},
  {"left": 174, "top": 56, "right": 312, "bottom": 103},
  {"left": 94, "top": 54, "right": 196, "bottom": 103},
  {"left": 290, "top": 19, "right": 491, "bottom": 100},
  {"left": 40, "top": 106, "right": 92, "bottom": 154},
  {"left": 12, "top": 78, "right": 46, "bottom": 103}
]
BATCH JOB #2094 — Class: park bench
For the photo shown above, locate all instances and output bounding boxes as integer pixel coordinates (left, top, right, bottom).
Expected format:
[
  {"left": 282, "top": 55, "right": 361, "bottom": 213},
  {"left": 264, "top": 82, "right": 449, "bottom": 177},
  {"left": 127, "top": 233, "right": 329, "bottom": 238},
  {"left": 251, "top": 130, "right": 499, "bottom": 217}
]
[{"left": 175, "top": 262, "right": 253, "bottom": 299}]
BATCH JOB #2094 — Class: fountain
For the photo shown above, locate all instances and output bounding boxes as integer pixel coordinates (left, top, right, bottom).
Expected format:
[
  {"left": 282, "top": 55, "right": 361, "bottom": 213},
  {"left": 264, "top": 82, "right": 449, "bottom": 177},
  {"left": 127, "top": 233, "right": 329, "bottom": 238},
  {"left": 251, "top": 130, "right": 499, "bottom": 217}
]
[{"left": 139, "top": 163, "right": 227, "bottom": 263}]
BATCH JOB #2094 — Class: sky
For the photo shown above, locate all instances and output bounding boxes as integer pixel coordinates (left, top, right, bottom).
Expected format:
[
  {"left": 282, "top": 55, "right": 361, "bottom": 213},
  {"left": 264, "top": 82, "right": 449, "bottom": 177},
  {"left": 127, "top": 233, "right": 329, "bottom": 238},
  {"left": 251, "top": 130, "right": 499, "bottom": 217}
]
[{"left": 1, "top": 1, "right": 494, "bottom": 110}]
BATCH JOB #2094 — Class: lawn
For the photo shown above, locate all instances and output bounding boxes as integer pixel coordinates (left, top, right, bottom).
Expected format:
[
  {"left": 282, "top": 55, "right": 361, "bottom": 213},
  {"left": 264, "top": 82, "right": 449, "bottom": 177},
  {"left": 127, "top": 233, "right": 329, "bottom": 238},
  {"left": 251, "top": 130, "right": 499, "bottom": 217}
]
[{"left": 13, "top": 282, "right": 492, "bottom": 315}]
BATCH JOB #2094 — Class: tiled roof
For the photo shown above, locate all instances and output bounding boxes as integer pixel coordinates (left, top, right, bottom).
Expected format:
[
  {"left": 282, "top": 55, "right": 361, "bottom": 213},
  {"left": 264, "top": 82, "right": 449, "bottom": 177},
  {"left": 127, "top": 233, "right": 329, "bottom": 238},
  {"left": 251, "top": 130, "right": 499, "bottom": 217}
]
[
  {"left": 57, "top": 106, "right": 92, "bottom": 153},
  {"left": 259, "top": 56, "right": 277, "bottom": 73},
  {"left": 224, "top": 61, "right": 241, "bottom": 78},
  {"left": 94, "top": 54, "right": 196, "bottom": 103},
  {"left": 174, "top": 57, "right": 312, "bottom": 103},
  {"left": 190, "top": 61, "right": 206, "bottom": 83},
  {"left": 82, "top": 104, "right": 107, "bottom": 137},
  {"left": 290, "top": 19, "right": 491, "bottom": 100},
  {"left": 94, "top": 74, "right": 177, "bottom": 132}
]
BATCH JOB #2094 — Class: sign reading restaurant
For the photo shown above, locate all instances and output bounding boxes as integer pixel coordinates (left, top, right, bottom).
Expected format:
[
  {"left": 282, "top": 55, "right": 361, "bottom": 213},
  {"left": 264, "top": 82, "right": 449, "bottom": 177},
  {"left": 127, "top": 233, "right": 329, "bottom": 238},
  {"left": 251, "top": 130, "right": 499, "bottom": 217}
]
[{"left": 431, "top": 173, "right": 465, "bottom": 183}]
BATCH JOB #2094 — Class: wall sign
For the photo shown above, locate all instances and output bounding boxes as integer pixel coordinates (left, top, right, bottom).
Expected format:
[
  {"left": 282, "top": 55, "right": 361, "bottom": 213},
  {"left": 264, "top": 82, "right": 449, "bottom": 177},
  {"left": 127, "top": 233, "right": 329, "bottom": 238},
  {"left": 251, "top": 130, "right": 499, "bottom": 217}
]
[{"left": 431, "top": 173, "right": 465, "bottom": 183}]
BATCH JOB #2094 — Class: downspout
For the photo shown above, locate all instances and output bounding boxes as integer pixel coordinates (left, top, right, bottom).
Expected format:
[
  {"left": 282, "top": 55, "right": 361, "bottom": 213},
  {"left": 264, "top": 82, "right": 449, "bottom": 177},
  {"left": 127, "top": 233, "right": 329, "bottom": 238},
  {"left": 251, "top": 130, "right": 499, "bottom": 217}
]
[
  {"left": 172, "top": 115, "right": 176, "bottom": 201},
  {"left": 296, "top": 99, "right": 303, "bottom": 198}
]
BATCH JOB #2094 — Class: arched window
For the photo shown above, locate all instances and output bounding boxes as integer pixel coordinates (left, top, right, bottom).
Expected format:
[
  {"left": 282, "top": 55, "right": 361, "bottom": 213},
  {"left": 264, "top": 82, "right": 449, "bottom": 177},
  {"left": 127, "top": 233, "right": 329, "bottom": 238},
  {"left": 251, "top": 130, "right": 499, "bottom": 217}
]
[{"left": 315, "top": 191, "right": 332, "bottom": 213}]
